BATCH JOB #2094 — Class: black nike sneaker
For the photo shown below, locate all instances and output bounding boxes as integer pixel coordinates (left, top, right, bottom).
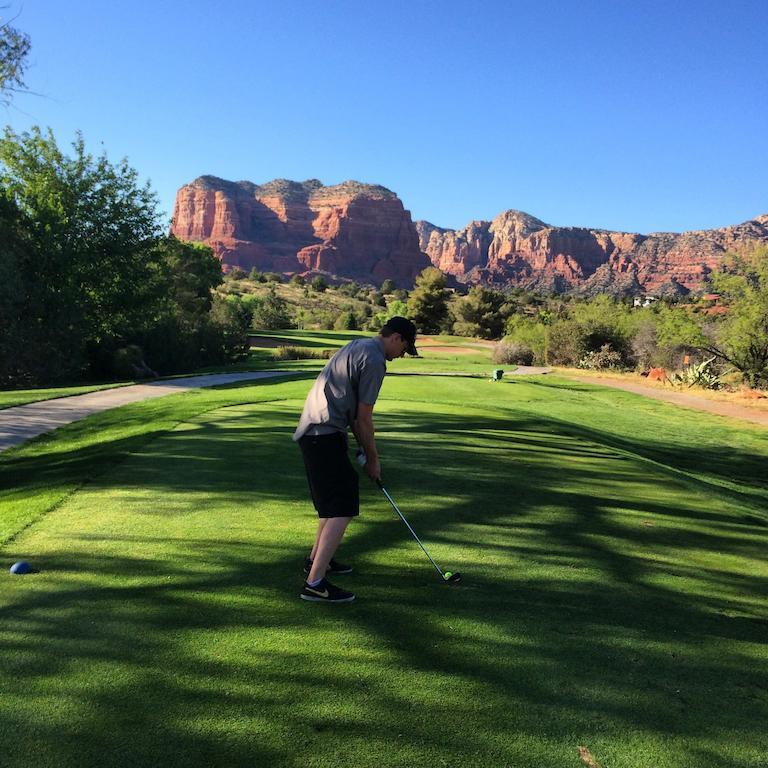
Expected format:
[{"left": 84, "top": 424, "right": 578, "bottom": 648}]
[
  {"left": 300, "top": 578, "right": 356, "bottom": 603},
  {"left": 303, "top": 557, "right": 353, "bottom": 575}
]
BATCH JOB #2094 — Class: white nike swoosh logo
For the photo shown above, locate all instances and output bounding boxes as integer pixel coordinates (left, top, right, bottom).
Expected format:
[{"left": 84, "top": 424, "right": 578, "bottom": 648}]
[{"left": 308, "top": 587, "right": 329, "bottom": 598}]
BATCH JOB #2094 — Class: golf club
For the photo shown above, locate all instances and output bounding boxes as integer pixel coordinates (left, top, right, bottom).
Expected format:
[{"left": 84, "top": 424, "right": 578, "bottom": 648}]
[
  {"left": 356, "top": 449, "right": 461, "bottom": 583},
  {"left": 376, "top": 478, "right": 462, "bottom": 584}
]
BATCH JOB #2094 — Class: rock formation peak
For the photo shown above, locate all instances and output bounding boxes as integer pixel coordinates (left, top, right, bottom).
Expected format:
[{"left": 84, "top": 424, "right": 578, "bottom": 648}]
[
  {"left": 171, "top": 175, "right": 430, "bottom": 284},
  {"left": 417, "top": 210, "right": 768, "bottom": 294},
  {"left": 171, "top": 174, "right": 767, "bottom": 293}
]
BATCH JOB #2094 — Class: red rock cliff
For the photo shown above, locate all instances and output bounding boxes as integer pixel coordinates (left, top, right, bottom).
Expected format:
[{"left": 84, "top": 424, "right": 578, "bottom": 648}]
[
  {"left": 416, "top": 211, "right": 768, "bottom": 294},
  {"left": 171, "top": 176, "right": 430, "bottom": 285}
]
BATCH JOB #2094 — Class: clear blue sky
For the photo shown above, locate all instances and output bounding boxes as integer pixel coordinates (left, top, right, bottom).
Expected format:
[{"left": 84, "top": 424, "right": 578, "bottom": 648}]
[{"left": 5, "top": 0, "right": 767, "bottom": 234}]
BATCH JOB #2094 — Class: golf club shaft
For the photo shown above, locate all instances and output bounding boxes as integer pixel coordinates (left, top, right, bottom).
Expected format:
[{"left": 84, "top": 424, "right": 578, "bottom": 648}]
[{"left": 377, "top": 480, "right": 445, "bottom": 577}]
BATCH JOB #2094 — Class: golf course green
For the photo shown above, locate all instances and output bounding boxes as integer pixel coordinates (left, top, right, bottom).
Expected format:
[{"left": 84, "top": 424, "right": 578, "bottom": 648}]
[{"left": 1, "top": 371, "right": 767, "bottom": 767}]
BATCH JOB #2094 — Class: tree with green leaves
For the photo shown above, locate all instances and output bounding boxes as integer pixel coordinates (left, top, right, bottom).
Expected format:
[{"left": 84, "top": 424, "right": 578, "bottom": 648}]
[
  {"left": 406, "top": 267, "right": 450, "bottom": 334},
  {"left": 0, "top": 16, "right": 30, "bottom": 105},
  {"left": 133, "top": 236, "right": 225, "bottom": 373},
  {"left": 0, "top": 128, "right": 242, "bottom": 384},
  {"left": 701, "top": 247, "right": 768, "bottom": 386},
  {"left": 0, "top": 194, "right": 34, "bottom": 384},
  {"left": 0, "top": 127, "right": 163, "bottom": 382},
  {"left": 311, "top": 275, "right": 328, "bottom": 292},
  {"left": 205, "top": 296, "right": 253, "bottom": 363},
  {"left": 334, "top": 310, "right": 358, "bottom": 331},
  {"left": 451, "top": 286, "right": 507, "bottom": 339},
  {"left": 251, "top": 285, "right": 292, "bottom": 330}
]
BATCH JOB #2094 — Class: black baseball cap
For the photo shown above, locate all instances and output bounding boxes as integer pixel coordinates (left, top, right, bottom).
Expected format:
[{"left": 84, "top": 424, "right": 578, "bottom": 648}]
[{"left": 382, "top": 316, "right": 418, "bottom": 356}]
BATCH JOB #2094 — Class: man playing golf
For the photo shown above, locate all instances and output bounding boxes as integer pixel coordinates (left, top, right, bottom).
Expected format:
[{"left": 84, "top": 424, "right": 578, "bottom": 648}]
[{"left": 294, "top": 316, "right": 418, "bottom": 603}]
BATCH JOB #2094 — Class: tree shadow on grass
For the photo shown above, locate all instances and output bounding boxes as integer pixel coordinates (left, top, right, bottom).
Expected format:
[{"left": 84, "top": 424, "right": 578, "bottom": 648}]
[
  {"left": 0, "top": 375, "right": 317, "bottom": 544},
  {"left": 1, "top": 531, "right": 766, "bottom": 768},
  {"left": 520, "top": 378, "right": 768, "bottom": 490}
]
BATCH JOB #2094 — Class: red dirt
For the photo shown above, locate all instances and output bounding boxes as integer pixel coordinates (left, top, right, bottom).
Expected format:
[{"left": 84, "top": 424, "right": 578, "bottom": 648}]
[{"left": 421, "top": 346, "right": 481, "bottom": 355}]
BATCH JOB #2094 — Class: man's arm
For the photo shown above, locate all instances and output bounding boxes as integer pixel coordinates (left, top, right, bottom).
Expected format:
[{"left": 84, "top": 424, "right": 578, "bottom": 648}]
[{"left": 353, "top": 402, "right": 380, "bottom": 480}]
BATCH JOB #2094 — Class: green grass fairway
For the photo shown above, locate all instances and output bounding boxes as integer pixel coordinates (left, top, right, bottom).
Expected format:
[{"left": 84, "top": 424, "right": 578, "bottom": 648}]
[
  {"left": 2, "top": 375, "right": 767, "bottom": 767},
  {"left": 203, "top": 329, "right": 498, "bottom": 375}
]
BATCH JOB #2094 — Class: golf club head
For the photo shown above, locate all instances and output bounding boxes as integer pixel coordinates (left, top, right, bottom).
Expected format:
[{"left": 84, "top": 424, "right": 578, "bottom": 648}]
[{"left": 443, "top": 571, "right": 462, "bottom": 584}]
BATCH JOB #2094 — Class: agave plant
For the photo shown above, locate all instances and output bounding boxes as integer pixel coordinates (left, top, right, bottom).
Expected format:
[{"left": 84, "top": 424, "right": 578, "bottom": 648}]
[{"left": 669, "top": 356, "right": 723, "bottom": 389}]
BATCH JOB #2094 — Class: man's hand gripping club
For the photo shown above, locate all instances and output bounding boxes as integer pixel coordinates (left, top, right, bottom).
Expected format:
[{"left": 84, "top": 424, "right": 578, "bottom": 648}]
[{"left": 352, "top": 402, "right": 380, "bottom": 481}]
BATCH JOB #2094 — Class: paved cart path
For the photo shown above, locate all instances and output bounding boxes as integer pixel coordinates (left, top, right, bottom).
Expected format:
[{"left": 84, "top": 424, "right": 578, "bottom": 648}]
[{"left": 0, "top": 372, "right": 291, "bottom": 453}]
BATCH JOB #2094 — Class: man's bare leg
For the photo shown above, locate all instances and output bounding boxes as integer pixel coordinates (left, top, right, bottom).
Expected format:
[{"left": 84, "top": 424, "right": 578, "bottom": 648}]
[
  {"left": 307, "top": 517, "right": 352, "bottom": 583},
  {"left": 309, "top": 518, "right": 328, "bottom": 561}
]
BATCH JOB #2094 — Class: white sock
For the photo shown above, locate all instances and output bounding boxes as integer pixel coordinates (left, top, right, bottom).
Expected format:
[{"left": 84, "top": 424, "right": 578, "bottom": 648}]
[{"left": 308, "top": 576, "right": 323, "bottom": 587}]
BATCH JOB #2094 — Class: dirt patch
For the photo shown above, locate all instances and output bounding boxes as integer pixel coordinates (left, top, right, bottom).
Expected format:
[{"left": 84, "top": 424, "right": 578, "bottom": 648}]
[
  {"left": 578, "top": 746, "right": 602, "bottom": 768},
  {"left": 421, "top": 345, "right": 483, "bottom": 355},
  {"left": 419, "top": 337, "right": 495, "bottom": 349}
]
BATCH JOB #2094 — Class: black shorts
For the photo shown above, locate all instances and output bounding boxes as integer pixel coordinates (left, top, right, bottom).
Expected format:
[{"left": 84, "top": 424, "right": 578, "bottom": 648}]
[{"left": 298, "top": 432, "right": 360, "bottom": 518}]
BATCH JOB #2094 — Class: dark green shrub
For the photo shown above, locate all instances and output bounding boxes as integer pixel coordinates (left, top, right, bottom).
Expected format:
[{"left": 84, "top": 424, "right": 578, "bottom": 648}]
[
  {"left": 334, "top": 311, "right": 359, "bottom": 331},
  {"left": 547, "top": 320, "right": 587, "bottom": 366},
  {"left": 311, "top": 276, "right": 328, "bottom": 293},
  {"left": 112, "top": 345, "right": 157, "bottom": 379}
]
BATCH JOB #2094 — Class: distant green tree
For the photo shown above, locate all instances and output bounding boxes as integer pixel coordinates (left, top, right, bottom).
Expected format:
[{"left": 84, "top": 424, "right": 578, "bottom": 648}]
[
  {"left": 334, "top": 311, "right": 358, "bottom": 331},
  {"left": 251, "top": 286, "right": 292, "bottom": 330},
  {"left": 290, "top": 273, "right": 306, "bottom": 286},
  {"left": 406, "top": 267, "right": 450, "bottom": 334},
  {"left": 371, "top": 300, "right": 409, "bottom": 330},
  {"left": 157, "top": 236, "right": 222, "bottom": 318},
  {"left": 134, "top": 236, "right": 224, "bottom": 373},
  {"left": 387, "top": 300, "right": 408, "bottom": 318},
  {"left": 702, "top": 247, "right": 768, "bottom": 386},
  {"left": 503, "top": 315, "right": 548, "bottom": 365},
  {"left": 546, "top": 319, "right": 588, "bottom": 366},
  {"left": 380, "top": 278, "right": 396, "bottom": 294},
  {"left": 338, "top": 281, "right": 361, "bottom": 298},
  {"left": 451, "top": 286, "right": 506, "bottom": 339},
  {"left": 315, "top": 310, "right": 335, "bottom": 330},
  {"left": 565, "top": 295, "right": 634, "bottom": 365},
  {"left": 311, "top": 275, "right": 328, "bottom": 293},
  {"left": 226, "top": 267, "right": 247, "bottom": 281},
  {"left": 629, "top": 303, "right": 704, "bottom": 370},
  {"left": 204, "top": 296, "right": 253, "bottom": 363}
]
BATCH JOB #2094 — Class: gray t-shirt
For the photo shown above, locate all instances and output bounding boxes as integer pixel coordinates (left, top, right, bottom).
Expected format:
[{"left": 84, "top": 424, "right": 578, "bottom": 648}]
[{"left": 293, "top": 337, "right": 387, "bottom": 441}]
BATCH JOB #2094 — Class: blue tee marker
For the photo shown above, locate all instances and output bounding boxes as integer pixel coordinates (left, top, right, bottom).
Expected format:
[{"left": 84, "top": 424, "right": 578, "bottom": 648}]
[{"left": 10, "top": 561, "right": 35, "bottom": 575}]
